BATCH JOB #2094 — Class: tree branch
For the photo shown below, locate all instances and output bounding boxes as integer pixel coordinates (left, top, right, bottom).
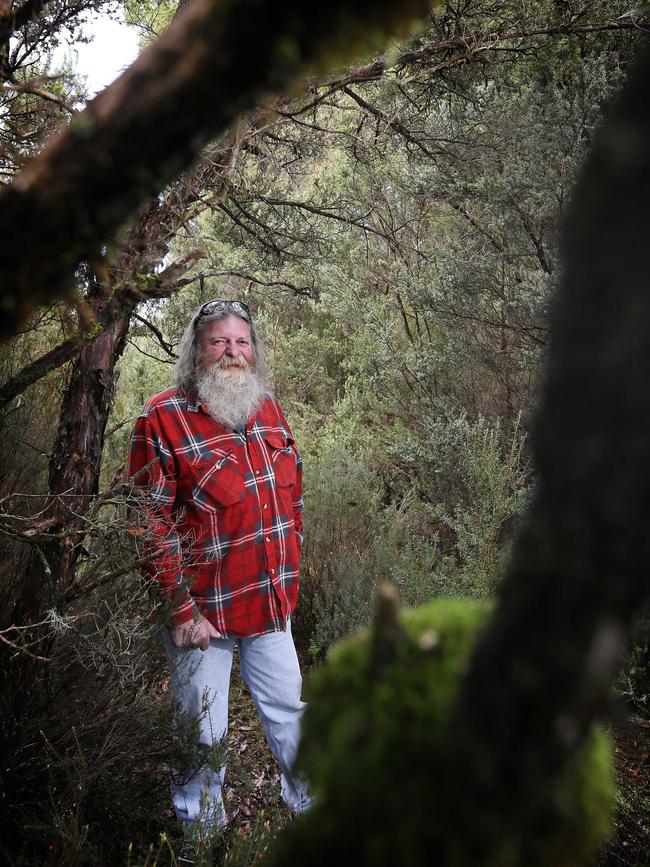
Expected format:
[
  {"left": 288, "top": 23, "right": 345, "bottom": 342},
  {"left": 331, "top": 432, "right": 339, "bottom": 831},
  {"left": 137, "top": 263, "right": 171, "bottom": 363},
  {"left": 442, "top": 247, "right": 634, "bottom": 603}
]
[
  {"left": 342, "top": 84, "right": 442, "bottom": 161},
  {"left": 255, "top": 192, "right": 408, "bottom": 249},
  {"left": 277, "top": 18, "right": 638, "bottom": 117},
  {"left": 1, "top": 80, "right": 75, "bottom": 114},
  {"left": 175, "top": 269, "right": 317, "bottom": 298},
  {"left": 0, "top": 337, "right": 84, "bottom": 410},
  {"left": 131, "top": 312, "right": 177, "bottom": 358},
  {"left": 0, "top": 250, "right": 201, "bottom": 409},
  {"left": 0, "top": 0, "right": 435, "bottom": 339}
]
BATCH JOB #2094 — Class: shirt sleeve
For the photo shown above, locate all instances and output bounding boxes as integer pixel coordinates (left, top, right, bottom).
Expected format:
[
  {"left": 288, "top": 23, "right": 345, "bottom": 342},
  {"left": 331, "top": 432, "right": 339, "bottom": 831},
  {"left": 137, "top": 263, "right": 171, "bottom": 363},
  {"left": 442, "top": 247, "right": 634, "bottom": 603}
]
[
  {"left": 127, "top": 410, "right": 199, "bottom": 627},
  {"left": 274, "top": 400, "right": 304, "bottom": 548},
  {"left": 293, "top": 444, "right": 304, "bottom": 547}
]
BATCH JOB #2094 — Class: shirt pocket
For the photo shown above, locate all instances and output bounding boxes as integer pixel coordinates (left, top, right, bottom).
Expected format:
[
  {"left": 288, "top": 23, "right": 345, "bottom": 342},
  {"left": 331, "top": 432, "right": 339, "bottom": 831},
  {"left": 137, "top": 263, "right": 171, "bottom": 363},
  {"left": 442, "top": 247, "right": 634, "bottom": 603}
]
[
  {"left": 264, "top": 434, "right": 297, "bottom": 488},
  {"left": 187, "top": 449, "right": 246, "bottom": 510}
]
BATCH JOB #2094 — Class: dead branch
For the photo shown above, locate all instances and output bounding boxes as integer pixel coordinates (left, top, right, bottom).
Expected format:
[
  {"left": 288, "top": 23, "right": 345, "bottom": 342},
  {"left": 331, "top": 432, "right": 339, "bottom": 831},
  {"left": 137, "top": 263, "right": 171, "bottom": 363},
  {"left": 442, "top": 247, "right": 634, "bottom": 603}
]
[{"left": 131, "top": 313, "right": 177, "bottom": 358}]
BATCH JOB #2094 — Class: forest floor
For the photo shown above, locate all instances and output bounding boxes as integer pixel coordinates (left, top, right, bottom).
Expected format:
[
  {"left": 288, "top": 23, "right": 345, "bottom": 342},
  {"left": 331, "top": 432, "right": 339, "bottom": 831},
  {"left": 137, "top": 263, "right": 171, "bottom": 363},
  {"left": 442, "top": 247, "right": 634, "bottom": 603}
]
[
  {"left": 600, "top": 713, "right": 650, "bottom": 867},
  {"left": 163, "top": 653, "right": 650, "bottom": 867}
]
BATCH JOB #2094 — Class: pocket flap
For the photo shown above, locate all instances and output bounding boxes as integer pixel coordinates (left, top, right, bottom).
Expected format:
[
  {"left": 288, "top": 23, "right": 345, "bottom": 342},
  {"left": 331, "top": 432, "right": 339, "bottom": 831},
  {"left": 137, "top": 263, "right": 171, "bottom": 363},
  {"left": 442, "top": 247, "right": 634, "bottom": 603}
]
[
  {"left": 264, "top": 436, "right": 296, "bottom": 487},
  {"left": 188, "top": 450, "right": 245, "bottom": 509},
  {"left": 190, "top": 447, "right": 232, "bottom": 467},
  {"left": 264, "top": 433, "right": 286, "bottom": 449}
]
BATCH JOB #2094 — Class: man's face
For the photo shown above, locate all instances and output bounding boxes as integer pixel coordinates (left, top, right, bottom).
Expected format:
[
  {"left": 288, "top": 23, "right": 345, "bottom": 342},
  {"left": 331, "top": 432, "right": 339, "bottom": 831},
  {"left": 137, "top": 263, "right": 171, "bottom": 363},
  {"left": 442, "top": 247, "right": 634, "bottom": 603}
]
[{"left": 199, "top": 315, "right": 255, "bottom": 372}]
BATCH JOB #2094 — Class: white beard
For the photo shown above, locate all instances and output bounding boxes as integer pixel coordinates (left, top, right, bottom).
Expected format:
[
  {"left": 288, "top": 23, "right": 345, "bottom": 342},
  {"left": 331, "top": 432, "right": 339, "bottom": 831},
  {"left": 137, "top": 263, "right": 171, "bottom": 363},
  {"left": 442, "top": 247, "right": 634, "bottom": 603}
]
[{"left": 196, "top": 359, "right": 266, "bottom": 429}]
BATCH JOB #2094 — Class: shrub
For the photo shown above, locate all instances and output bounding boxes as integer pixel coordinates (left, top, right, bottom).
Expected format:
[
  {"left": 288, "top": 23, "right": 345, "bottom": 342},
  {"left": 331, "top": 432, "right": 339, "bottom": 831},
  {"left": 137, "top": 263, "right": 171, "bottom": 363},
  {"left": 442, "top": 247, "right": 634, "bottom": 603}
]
[{"left": 294, "top": 413, "right": 530, "bottom": 656}]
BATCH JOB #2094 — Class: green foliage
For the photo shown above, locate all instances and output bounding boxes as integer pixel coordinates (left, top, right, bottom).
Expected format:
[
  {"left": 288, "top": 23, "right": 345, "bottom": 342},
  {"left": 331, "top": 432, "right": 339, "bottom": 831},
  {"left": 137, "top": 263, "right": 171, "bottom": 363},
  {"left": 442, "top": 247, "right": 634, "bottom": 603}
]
[
  {"left": 431, "top": 416, "right": 530, "bottom": 597},
  {"left": 296, "top": 439, "right": 384, "bottom": 653},
  {"left": 103, "top": 331, "right": 175, "bottom": 481},
  {"left": 0, "top": 584, "right": 177, "bottom": 866},
  {"left": 272, "top": 598, "right": 615, "bottom": 867},
  {"left": 293, "top": 409, "right": 529, "bottom": 655},
  {"left": 618, "top": 608, "right": 650, "bottom": 717},
  {"left": 123, "top": 0, "right": 177, "bottom": 46}
]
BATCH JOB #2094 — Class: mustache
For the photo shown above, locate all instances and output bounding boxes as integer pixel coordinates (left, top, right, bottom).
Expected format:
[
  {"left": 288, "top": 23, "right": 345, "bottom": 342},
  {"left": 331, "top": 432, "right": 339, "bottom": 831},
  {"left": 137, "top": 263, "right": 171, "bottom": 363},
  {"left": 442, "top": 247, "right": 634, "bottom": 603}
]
[{"left": 216, "top": 355, "right": 249, "bottom": 370}]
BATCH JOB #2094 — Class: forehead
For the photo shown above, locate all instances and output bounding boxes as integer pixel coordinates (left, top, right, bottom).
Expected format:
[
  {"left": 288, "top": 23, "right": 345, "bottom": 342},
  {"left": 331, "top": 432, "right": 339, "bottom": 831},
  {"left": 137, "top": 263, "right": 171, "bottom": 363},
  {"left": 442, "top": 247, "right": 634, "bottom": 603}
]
[{"left": 199, "top": 315, "right": 251, "bottom": 343}]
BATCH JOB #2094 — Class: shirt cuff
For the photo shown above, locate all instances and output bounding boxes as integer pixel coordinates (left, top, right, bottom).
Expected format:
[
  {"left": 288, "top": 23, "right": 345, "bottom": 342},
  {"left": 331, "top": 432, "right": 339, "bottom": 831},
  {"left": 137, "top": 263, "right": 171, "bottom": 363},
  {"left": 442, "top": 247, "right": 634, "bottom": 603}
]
[{"left": 169, "top": 595, "right": 201, "bottom": 627}]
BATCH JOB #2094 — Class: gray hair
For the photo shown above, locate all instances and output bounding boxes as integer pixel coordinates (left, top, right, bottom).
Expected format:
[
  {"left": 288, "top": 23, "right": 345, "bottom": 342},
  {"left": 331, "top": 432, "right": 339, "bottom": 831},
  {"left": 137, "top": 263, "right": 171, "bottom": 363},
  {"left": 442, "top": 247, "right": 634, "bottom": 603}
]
[{"left": 175, "top": 304, "right": 266, "bottom": 396}]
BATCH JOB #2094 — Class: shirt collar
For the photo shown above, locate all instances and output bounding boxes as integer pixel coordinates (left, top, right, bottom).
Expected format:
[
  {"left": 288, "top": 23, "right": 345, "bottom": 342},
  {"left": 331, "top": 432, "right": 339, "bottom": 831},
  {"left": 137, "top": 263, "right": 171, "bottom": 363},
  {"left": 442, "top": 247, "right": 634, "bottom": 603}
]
[{"left": 185, "top": 394, "right": 201, "bottom": 413}]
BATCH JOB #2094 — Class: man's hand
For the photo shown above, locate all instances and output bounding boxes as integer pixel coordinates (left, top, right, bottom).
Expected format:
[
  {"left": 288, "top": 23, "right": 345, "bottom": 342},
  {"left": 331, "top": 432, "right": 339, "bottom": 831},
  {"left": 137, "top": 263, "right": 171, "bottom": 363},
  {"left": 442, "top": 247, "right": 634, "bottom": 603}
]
[{"left": 170, "top": 617, "right": 221, "bottom": 651}]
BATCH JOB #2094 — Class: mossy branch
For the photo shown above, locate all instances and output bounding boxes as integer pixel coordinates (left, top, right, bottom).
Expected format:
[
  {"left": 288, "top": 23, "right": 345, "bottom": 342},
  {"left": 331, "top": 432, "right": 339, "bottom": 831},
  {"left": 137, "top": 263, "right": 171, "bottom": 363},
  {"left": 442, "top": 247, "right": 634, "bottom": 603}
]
[{"left": 0, "top": 249, "right": 201, "bottom": 409}]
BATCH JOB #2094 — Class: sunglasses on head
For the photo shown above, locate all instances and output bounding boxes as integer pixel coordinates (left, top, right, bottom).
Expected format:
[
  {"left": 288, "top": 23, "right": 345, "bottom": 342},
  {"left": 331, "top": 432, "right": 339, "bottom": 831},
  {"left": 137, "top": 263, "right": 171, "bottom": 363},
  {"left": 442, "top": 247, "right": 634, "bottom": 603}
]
[{"left": 195, "top": 299, "right": 251, "bottom": 325}]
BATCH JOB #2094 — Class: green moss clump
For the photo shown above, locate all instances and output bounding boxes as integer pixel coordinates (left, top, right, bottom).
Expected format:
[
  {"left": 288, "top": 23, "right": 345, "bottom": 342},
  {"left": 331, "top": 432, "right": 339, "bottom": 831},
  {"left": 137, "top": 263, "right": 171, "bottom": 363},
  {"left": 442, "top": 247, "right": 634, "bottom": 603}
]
[{"left": 270, "top": 597, "right": 615, "bottom": 866}]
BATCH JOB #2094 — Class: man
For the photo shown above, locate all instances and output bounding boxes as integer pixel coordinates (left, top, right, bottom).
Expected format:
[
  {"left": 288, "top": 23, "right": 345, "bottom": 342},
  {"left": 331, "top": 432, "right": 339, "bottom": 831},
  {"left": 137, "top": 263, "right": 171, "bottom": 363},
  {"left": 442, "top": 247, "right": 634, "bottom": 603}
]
[{"left": 127, "top": 298, "right": 310, "bottom": 832}]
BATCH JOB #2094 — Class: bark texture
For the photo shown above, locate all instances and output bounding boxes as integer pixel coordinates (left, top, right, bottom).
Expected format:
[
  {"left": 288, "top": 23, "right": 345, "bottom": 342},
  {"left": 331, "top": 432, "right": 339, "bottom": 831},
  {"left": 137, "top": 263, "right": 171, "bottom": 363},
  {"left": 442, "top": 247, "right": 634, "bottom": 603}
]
[
  {"left": 444, "top": 42, "right": 650, "bottom": 861},
  {"left": 10, "top": 200, "right": 199, "bottom": 619}
]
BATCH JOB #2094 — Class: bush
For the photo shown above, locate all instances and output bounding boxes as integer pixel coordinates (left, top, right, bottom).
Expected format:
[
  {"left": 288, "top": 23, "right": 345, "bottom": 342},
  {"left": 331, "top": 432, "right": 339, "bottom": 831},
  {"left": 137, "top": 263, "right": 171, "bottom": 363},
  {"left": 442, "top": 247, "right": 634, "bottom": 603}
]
[
  {"left": 432, "top": 415, "right": 530, "bottom": 597},
  {"left": 617, "top": 608, "right": 650, "bottom": 717},
  {"left": 294, "top": 412, "right": 530, "bottom": 656},
  {"left": 0, "top": 581, "right": 176, "bottom": 867}
]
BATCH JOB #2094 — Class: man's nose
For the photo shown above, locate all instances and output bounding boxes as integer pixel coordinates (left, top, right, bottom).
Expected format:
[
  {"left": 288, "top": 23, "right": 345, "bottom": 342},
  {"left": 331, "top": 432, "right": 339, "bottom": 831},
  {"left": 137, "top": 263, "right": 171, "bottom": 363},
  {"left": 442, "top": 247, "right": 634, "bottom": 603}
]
[{"left": 224, "top": 341, "right": 238, "bottom": 356}]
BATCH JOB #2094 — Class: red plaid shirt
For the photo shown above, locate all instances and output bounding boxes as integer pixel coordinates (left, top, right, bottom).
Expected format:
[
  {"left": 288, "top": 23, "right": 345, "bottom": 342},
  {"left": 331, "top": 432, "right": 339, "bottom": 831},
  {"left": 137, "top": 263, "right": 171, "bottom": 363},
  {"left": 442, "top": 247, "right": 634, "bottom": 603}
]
[{"left": 127, "top": 388, "right": 303, "bottom": 638}]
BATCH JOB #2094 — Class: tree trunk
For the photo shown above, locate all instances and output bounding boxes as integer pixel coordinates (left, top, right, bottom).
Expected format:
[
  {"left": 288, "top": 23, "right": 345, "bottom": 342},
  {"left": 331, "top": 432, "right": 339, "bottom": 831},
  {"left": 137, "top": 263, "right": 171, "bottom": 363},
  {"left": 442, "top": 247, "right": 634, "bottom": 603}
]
[{"left": 12, "top": 305, "right": 130, "bottom": 624}]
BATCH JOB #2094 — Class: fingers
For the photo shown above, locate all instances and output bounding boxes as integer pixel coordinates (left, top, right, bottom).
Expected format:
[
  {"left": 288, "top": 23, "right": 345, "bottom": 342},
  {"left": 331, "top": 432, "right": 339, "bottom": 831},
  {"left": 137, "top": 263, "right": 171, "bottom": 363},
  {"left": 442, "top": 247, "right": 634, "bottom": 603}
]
[
  {"left": 197, "top": 619, "right": 220, "bottom": 651},
  {"left": 170, "top": 625, "right": 186, "bottom": 648},
  {"left": 169, "top": 618, "right": 220, "bottom": 650},
  {"left": 169, "top": 623, "right": 201, "bottom": 648}
]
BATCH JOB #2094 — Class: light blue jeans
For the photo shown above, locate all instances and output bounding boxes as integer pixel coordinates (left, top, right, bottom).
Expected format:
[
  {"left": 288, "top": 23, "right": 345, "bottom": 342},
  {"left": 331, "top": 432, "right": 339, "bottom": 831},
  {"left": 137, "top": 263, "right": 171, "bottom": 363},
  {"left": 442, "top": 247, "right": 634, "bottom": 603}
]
[{"left": 163, "top": 621, "right": 311, "bottom": 827}]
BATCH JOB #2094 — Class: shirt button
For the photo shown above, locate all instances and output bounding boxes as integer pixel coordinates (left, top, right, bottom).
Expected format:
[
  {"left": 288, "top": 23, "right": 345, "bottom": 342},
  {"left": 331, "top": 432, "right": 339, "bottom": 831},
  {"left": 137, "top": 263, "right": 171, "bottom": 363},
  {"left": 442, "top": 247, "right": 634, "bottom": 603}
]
[
  {"left": 271, "top": 568, "right": 275, "bottom": 575},
  {"left": 262, "top": 503, "right": 268, "bottom": 509},
  {"left": 256, "top": 469, "right": 261, "bottom": 475},
  {"left": 265, "top": 536, "right": 271, "bottom": 542}
]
